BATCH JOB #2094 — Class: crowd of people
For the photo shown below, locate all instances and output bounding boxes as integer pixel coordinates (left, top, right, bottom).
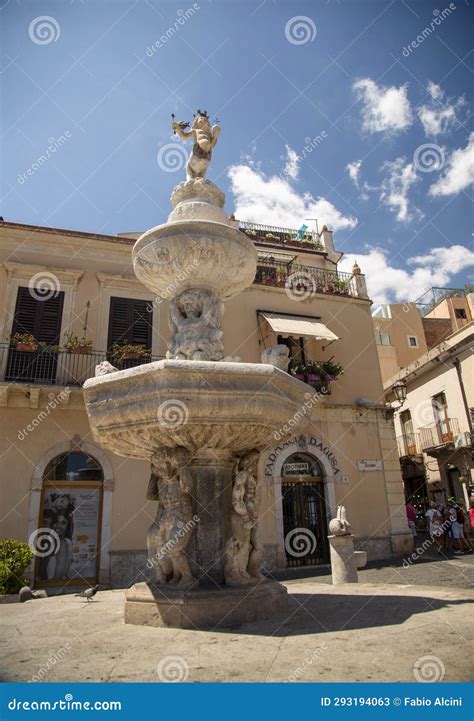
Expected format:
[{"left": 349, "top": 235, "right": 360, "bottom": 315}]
[{"left": 406, "top": 496, "right": 473, "bottom": 555}]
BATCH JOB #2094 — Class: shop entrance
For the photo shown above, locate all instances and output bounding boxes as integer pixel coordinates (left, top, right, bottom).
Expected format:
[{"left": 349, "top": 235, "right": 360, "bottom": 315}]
[{"left": 281, "top": 453, "right": 329, "bottom": 567}]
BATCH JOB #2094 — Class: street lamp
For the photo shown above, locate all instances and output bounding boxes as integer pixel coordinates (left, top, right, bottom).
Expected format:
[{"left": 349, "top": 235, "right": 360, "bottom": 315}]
[
  {"left": 384, "top": 379, "right": 407, "bottom": 420},
  {"left": 392, "top": 379, "right": 407, "bottom": 409}
]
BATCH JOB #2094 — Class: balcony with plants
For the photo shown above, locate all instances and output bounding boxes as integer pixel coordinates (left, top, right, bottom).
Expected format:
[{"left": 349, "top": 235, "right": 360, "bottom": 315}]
[
  {"left": 254, "top": 258, "right": 359, "bottom": 298},
  {"left": 288, "top": 357, "right": 344, "bottom": 395},
  {"left": 1, "top": 335, "right": 160, "bottom": 388}
]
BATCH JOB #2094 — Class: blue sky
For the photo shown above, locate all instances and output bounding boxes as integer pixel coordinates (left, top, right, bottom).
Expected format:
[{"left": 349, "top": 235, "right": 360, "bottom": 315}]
[{"left": 1, "top": 0, "right": 473, "bottom": 303}]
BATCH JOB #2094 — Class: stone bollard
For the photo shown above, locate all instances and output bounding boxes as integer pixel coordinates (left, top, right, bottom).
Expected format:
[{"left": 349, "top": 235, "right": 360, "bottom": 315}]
[
  {"left": 328, "top": 505, "right": 358, "bottom": 585},
  {"left": 329, "top": 534, "right": 358, "bottom": 584}
]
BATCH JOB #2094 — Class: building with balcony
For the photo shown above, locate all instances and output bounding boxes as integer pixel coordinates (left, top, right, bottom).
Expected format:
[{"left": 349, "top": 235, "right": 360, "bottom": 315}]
[
  {"left": 384, "top": 311, "right": 473, "bottom": 524},
  {"left": 0, "top": 218, "right": 413, "bottom": 590}
]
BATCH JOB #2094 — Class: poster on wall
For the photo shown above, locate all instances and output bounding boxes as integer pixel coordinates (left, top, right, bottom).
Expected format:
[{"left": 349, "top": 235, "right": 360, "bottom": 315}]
[{"left": 37, "top": 487, "right": 101, "bottom": 582}]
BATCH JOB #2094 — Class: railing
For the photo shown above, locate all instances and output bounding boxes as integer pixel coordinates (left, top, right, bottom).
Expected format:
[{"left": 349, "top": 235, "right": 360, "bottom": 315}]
[
  {"left": 419, "top": 418, "right": 460, "bottom": 450},
  {"left": 0, "top": 343, "right": 164, "bottom": 387},
  {"left": 255, "top": 259, "right": 364, "bottom": 298},
  {"left": 396, "top": 433, "right": 422, "bottom": 457},
  {"left": 240, "top": 220, "right": 324, "bottom": 250}
]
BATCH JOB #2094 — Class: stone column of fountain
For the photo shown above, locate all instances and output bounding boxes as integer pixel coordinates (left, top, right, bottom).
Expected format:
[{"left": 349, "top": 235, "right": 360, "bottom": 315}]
[{"left": 83, "top": 111, "right": 311, "bottom": 628}]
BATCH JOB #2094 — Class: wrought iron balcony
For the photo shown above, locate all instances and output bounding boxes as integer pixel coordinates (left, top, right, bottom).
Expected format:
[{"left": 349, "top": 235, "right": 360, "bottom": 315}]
[
  {"left": 419, "top": 418, "right": 460, "bottom": 450},
  {"left": 254, "top": 259, "right": 363, "bottom": 298},
  {"left": 240, "top": 220, "right": 324, "bottom": 249},
  {"left": 396, "top": 433, "right": 422, "bottom": 457},
  {"left": 0, "top": 343, "right": 163, "bottom": 387}
]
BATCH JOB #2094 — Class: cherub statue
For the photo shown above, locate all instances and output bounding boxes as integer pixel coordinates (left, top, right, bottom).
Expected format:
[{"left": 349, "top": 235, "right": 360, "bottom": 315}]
[
  {"left": 146, "top": 447, "right": 195, "bottom": 587},
  {"left": 167, "top": 288, "right": 224, "bottom": 361},
  {"left": 261, "top": 344, "right": 290, "bottom": 372},
  {"left": 328, "top": 505, "right": 352, "bottom": 536},
  {"left": 224, "top": 450, "right": 262, "bottom": 586},
  {"left": 171, "top": 109, "right": 220, "bottom": 180}
]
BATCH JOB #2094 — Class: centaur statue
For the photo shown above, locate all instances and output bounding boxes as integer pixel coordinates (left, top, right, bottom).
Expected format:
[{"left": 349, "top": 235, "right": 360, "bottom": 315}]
[{"left": 171, "top": 109, "right": 220, "bottom": 180}]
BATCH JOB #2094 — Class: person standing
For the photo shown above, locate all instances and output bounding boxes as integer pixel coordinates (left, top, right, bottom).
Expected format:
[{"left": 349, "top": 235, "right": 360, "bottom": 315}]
[
  {"left": 406, "top": 501, "right": 417, "bottom": 538},
  {"left": 425, "top": 502, "right": 443, "bottom": 552}
]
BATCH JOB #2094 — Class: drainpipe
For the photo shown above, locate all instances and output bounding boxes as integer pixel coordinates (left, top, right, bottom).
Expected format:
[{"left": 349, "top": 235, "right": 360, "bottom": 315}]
[{"left": 453, "top": 357, "right": 473, "bottom": 434}]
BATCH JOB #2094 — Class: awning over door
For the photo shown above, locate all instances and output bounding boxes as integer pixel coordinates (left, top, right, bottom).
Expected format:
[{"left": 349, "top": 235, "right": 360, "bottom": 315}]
[{"left": 260, "top": 312, "right": 339, "bottom": 342}]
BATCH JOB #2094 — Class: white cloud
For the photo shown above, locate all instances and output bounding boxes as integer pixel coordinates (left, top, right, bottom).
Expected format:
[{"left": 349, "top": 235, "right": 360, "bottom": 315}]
[
  {"left": 228, "top": 163, "right": 357, "bottom": 232},
  {"left": 430, "top": 132, "right": 474, "bottom": 196},
  {"left": 380, "top": 157, "right": 420, "bottom": 222},
  {"left": 283, "top": 145, "right": 299, "bottom": 180},
  {"left": 353, "top": 78, "right": 412, "bottom": 134},
  {"left": 340, "top": 245, "right": 474, "bottom": 305},
  {"left": 346, "top": 160, "right": 362, "bottom": 189},
  {"left": 418, "top": 82, "right": 466, "bottom": 137}
]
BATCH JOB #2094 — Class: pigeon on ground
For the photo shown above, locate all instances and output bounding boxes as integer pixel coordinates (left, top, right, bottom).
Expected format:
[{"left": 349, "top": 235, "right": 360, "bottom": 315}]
[{"left": 75, "top": 584, "right": 99, "bottom": 601}]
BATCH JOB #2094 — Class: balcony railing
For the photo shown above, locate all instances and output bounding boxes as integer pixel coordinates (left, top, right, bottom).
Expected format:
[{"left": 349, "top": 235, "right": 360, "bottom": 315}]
[
  {"left": 396, "top": 433, "right": 422, "bottom": 457},
  {"left": 255, "top": 260, "right": 363, "bottom": 298},
  {"left": 419, "top": 418, "right": 460, "bottom": 450},
  {"left": 0, "top": 343, "right": 163, "bottom": 387},
  {"left": 240, "top": 220, "right": 324, "bottom": 249}
]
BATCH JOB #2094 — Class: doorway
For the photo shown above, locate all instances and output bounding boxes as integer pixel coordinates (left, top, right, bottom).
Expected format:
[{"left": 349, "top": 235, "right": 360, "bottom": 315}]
[{"left": 281, "top": 453, "right": 329, "bottom": 567}]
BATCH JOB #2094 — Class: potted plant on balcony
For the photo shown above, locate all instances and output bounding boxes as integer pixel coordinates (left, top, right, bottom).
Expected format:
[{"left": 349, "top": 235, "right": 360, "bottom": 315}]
[
  {"left": 276, "top": 267, "right": 287, "bottom": 287},
  {"left": 8, "top": 333, "right": 39, "bottom": 352},
  {"left": 289, "top": 359, "right": 306, "bottom": 381},
  {"left": 333, "top": 279, "right": 349, "bottom": 295},
  {"left": 62, "top": 332, "right": 93, "bottom": 354},
  {"left": 318, "top": 359, "right": 344, "bottom": 382},
  {"left": 111, "top": 342, "right": 151, "bottom": 364}
]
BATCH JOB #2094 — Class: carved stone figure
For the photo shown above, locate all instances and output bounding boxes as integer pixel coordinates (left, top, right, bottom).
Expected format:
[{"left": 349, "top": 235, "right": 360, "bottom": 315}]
[
  {"left": 261, "top": 344, "right": 290, "bottom": 372},
  {"left": 95, "top": 361, "right": 118, "bottom": 376},
  {"left": 172, "top": 110, "right": 220, "bottom": 180},
  {"left": 224, "top": 450, "right": 262, "bottom": 586},
  {"left": 146, "top": 447, "right": 195, "bottom": 587},
  {"left": 167, "top": 288, "right": 224, "bottom": 361},
  {"left": 328, "top": 505, "right": 352, "bottom": 536}
]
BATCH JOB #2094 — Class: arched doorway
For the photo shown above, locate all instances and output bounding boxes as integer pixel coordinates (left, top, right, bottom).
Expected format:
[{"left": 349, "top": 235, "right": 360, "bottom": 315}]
[
  {"left": 281, "top": 452, "right": 329, "bottom": 566},
  {"left": 34, "top": 450, "right": 104, "bottom": 587}
]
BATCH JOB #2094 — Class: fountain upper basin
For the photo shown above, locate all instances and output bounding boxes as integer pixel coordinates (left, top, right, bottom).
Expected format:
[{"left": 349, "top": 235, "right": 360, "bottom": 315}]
[{"left": 83, "top": 360, "right": 312, "bottom": 459}]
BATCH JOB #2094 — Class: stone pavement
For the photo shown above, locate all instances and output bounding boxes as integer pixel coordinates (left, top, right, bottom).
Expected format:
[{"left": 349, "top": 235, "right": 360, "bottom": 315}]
[{"left": 1, "top": 580, "right": 473, "bottom": 683}]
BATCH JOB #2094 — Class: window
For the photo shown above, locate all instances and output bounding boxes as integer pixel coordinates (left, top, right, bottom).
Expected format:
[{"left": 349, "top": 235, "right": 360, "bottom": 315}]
[
  {"left": 432, "top": 392, "right": 452, "bottom": 442},
  {"left": 407, "top": 335, "right": 418, "bottom": 348},
  {"left": 6, "top": 286, "right": 64, "bottom": 383},
  {"left": 375, "top": 331, "right": 391, "bottom": 346},
  {"left": 455, "top": 308, "right": 467, "bottom": 319},
  {"left": 107, "top": 297, "right": 153, "bottom": 350},
  {"left": 400, "top": 410, "right": 417, "bottom": 455},
  {"left": 277, "top": 335, "right": 306, "bottom": 363}
]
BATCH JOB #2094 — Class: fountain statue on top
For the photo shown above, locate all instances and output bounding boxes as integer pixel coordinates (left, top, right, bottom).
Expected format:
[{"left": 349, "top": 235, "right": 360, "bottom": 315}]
[{"left": 83, "top": 111, "right": 312, "bottom": 628}]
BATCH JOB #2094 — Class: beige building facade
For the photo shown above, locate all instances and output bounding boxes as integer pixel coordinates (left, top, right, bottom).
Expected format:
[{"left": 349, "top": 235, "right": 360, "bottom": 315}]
[
  {"left": 379, "top": 292, "right": 473, "bottom": 523},
  {"left": 0, "top": 219, "right": 412, "bottom": 589}
]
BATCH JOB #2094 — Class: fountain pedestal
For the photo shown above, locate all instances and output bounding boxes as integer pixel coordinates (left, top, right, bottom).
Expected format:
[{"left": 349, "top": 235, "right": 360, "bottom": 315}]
[{"left": 83, "top": 146, "right": 312, "bottom": 628}]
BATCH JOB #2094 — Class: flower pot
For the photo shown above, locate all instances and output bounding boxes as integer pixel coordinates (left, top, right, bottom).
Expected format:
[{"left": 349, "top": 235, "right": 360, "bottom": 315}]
[
  {"left": 15, "top": 342, "right": 37, "bottom": 352},
  {"left": 72, "top": 346, "right": 90, "bottom": 354},
  {"left": 123, "top": 352, "right": 141, "bottom": 360},
  {"left": 295, "top": 373, "right": 305, "bottom": 381},
  {"left": 307, "top": 373, "right": 321, "bottom": 382}
]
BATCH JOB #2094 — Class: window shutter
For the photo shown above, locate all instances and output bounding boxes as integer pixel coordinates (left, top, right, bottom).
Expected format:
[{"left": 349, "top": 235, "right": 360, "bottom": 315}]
[
  {"left": 11, "top": 286, "right": 64, "bottom": 343},
  {"left": 108, "top": 297, "right": 153, "bottom": 349}
]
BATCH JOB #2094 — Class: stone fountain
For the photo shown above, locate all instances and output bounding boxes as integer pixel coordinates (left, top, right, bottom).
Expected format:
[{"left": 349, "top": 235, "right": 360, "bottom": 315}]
[{"left": 83, "top": 111, "right": 311, "bottom": 628}]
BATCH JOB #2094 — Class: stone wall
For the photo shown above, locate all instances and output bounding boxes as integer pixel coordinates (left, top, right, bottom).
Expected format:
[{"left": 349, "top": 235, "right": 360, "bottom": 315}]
[{"left": 422, "top": 317, "right": 452, "bottom": 349}]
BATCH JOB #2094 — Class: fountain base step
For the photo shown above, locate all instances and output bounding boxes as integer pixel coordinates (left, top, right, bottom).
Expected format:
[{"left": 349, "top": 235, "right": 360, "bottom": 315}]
[{"left": 124, "top": 580, "right": 288, "bottom": 629}]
